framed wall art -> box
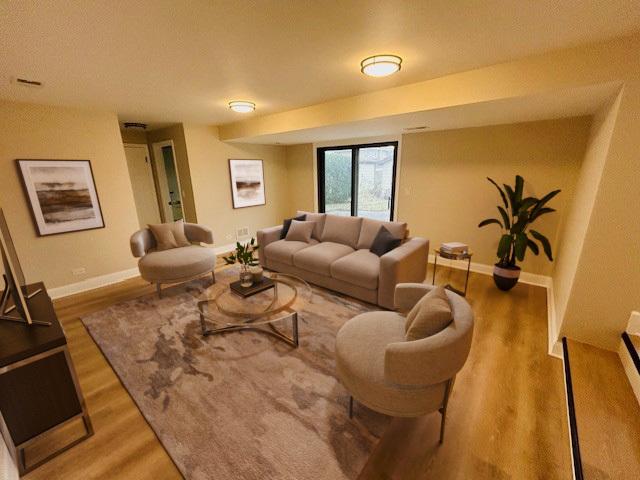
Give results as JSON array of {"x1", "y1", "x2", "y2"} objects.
[
  {"x1": 228, "y1": 159, "x2": 266, "y2": 208},
  {"x1": 16, "y1": 159, "x2": 105, "y2": 236}
]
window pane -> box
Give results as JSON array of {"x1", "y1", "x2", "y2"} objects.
[
  {"x1": 357, "y1": 146, "x2": 395, "y2": 220},
  {"x1": 323, "y1": 149, "x2": 352, "y2": 216}
]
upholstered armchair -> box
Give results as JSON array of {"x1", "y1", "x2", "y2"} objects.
[
  {"x1": 130, "y1": 223, "x2": 216, "y2": 297},
  {"x1": 335, "y1": 283, "x2": 474, "y2": 443}
]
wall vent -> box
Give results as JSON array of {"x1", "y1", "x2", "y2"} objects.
[{"x1": 12, "y1": 77, "x2": 43, "y2": 88}]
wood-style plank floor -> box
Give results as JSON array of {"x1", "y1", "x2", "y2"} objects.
[
  {"x1": 23, "y1": 265, "x2": 574, "y2": 479},
  {"x1": 566, "y1": 339, "x2": 640, "y2": 479}
]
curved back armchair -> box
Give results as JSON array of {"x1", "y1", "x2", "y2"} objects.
[
  {"x1": 130, "y1": 223, "x2": 216, "y2": 297},
  {"x1": 335, "y1": 283, "x2": 474, "y2": 443}
]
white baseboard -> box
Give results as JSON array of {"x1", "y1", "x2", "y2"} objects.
[
  {"x1": 48, "y1": 268, "x2": 140, "y2": 300},
  {"x1": 428, "y1": 255, "x2": 560, "y2": 358},
  {"x1": 619, "y1": 338, "x2": 640, "y2": 407}
]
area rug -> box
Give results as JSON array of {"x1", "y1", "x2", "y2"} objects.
[{"x1": 81, "y1": 268, "x2": 389, "y2": 480}]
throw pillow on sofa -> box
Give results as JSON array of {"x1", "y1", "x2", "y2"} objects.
[
  {"x1": 296, "y1": 211, "x2": 326, "y2": 240},
  {"x1": 285, "y1": 220, "x2": 315, "y2": 243},
  {"x1": 280, "y1": 214, "x2": 306, "y2": 239},
  {"x1": 148, "y1": 220, "x2": 191, "y2": 251},
  {"x1": 369, "y1": 226, "x2": 402, "y2": 256},
  {"x1": 405, "y1": 286, "x2": 453, "y2": 341}
]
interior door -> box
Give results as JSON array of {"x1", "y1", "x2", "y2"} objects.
[{"x1": 124, "y1": 144, "x2": 161, "y2": 227}]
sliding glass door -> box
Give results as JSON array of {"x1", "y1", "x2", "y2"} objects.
[{"x1": 317, "y1": 142, "x2": 398, "y2": 221}]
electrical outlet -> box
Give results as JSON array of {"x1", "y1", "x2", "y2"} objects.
[
  {"x1": 225, "y1": 233, "x2": 234, "y2": 241},
  {"x1": 72, "y1": 267, "x2": 86, "y2": 276},
  {"x1": 236, "y1": 227, "x2": 250, "y2": 239}
]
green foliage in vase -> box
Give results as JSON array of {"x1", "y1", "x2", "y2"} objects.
[
  {"x1": 478, "y1": 175, "x2": 560, "y2": 268},
  {"x1": 223, "y1": 238, "x2": 260, "y2": 267}
]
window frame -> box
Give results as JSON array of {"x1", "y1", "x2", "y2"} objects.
[{"x1": 317, "y1": 141, "x2": 398, "y2": 221}]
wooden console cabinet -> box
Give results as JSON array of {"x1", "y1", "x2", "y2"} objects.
[{"x1": 0, "y1": 283, "x2": 93, "y2": 475}]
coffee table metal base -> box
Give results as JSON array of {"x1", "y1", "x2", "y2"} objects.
[{"x1": 198, "y1": 310, "x2": 299, "y2": 348}]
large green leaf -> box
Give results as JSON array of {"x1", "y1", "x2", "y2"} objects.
[
  {"x1": 514, "y1": 232, "x2": 528, "y2": 262},
  {"x1": 478, "y1": 218, "x2": 503, "y2": 228},
  {"x1": 531, "y1": 189, "x2": 561, "y2": 217},
  {"x1": 497, "y1": 206, "x2": 511, "y2": 230},
  {"x1": 487, "y1": 177, "x2": 509, "y2": 210},
  {"x1": 530, "y1": 207, "x2": 556, "y2": 221},
  {"x1": 514, "y1": 175, "x2": 524, "y2": 204},
  {"x1": 504, "y1": 184, "x2": 517, "y2": 215},
  {"x1": 518, "y1": 197, "x2": 539, "y2": 213},
  {"x1": 527, "y1": 239, "x2": 540, "y2": 255},
  {"x1": 510, "y1": 211, "x2": 529, "y2": 234},
  {"x1": 497, "y1": 234, "x2": 513, "y2": 260},
  {"x1": 530, "y1": 230, "x2": 553, "y2": 261}
]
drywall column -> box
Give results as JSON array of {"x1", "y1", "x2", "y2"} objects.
[{"x1": 555, "y1": 84, "x2": 640, "y2": 350}]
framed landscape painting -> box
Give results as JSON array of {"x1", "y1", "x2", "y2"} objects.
[
  {"x1": 17, "y1": 159, "x2": 105, "y2": 236},
  {"x1": 229, "y1": 159, "x2": 266, "y2": 208}
]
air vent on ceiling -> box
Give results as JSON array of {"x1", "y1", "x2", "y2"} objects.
[
  {"x1": 12, "y1": 77, "x2": 43, "y2": 88},
  {"x1": 123, "y1": 122, "x2": 148, "y2": 130},
  {"x1": 404, "y1": 126, "x2": 429, "y2": 131}
]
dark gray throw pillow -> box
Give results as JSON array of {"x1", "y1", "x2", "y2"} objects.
[
  {"x1": 369, "y1": 226, "x2": 402, "y2": 256},
  {"x1": 280, "y1": 214, "x2": 306, "y2": 239}
]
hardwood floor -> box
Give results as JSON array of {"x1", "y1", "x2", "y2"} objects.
[{"x1": 23, "y1": 265, "x2": 574, "y2": 479}]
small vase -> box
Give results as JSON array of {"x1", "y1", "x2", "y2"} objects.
[{"x1": 239, "y1": 265, "x2": 253, "y2": 287}]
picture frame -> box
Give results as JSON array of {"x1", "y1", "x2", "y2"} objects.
[
  {"x1": 16, "y1": 159, "x2": 105, "y2": 236},
  {"x1": 228, "y1": 159, "x2": 266, "y2": 209}
]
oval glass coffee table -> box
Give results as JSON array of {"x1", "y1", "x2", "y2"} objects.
[{"x1": 197, "y1": 272, "x2": 312, "y2": 348}]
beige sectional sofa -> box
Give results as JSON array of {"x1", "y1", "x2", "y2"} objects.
[{"x1": 257, "y1": 211, "x2": 428, "y2": 309}]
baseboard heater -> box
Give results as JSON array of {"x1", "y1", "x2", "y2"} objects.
[
  {"x1": 621, "y1": 332, "x2": 640, "y2": 375},
  {"x1": 562, "y1": 337, "x2": 584, "y2": 480}
]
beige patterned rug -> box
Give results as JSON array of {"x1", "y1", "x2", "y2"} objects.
[{"x1": 82, "y1": 267, "x2": 389, "y2": 480}]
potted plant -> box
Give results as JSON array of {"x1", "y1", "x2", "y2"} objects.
[
  {"x1": 478, "y1": 175, "x2": 560, "y2": 291},
  {"x1": 223, "y1": 238, "x2": 260, "y2": 287}
]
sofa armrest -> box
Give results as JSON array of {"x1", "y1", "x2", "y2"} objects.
[
  {"x1": 378, "y1": 237, "x2": 429, "y2": 310},
  {"x1": 257, "y1": 225, "x2": 283, "y2": 267},
  {"x1": 130, "y1": 229, "x2": 155, "y2": 258},
  {"x1": 394, "y1": 283, "x2": 434, "y2": 313},
  {"x1": 184, "y1": 223, "x2": 214, "y2": 244}
]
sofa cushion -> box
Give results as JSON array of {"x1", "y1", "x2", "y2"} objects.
[
  {"x1": 148, "y1": 220, "x2": 191, "y2": 251},
  {"x1": 320, "y1": 215, "x2": 363, "y2": 248},
  {"x1": 285, "y1": 220, "x2": 315, "y2": 243},
  {"x1": 405, "y1": 286, "x2": 453, "y2": 341},
  {"x1": 357, "y1": 218, "x2": 407, "y2": 250},
  {"x1": 293, "y1": 242, "x2": 354, "y2": 276},
  {"x1": 280, "y1": 214, "x2": 306, "y2": 239},
  {"x1": 296, "y1": 211, "x2": 326, "y2": 240},
  {"x1": 138, "y1": 245, "x2": 216, "y2": 282},
  {"x1": 330, "y1": 249, "x2": 380, "y2": 290},
  {"x1": 370, "y1": 226, "x2": 402, "y2": 257},
  {"x1": 264, "y1": 238, "x2": 317, "y2": 266}
]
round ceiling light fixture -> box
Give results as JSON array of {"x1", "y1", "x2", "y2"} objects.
[
  {"x1": 229, "y1": 101, "x2": 256, "y2": 113},
  {"x1": 360, "y1": 54, "x2": 402, "y2": 77}
]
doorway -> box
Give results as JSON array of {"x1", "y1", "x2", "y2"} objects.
[
  {"x1": 123, "y1": 143, "x2": 162, "y2": 227},
  {"x1": 152, "y1": 140, "x2": 184, "y2": 222},
  {"x1": 317, "y1": 142, "x2": 398, "y2": 221}
]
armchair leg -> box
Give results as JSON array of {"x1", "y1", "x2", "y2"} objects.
[
  {"x1": 211, "y1": 270, "x2": 216, "y2": 284},
  {"x1": 156, "y1": 283, "x2": 162, "y2": 299},
  {"x1": 348, "y1": 396, "x2": 354, "y2": 419},
  {"x1": 439, "y1": 377, "x2": 455, "y2": 444}
]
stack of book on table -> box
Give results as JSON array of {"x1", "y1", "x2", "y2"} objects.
[{"x1": 440, "y1": 242, "x2": 469, "y2": 255}]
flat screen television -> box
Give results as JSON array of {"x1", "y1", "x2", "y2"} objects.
[{"x1": 0, "y1": 208, "x2": 48, "y2": 326}]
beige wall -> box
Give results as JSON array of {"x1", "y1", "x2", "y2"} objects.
[
  {"x1": 147, "y1": 124, "x2": 197, "y2": 223},
  {"x1": 557, "y1": 84, "x2": 640, "y2": 350},
  {"x1": 0, "y1": 101, "x2": 139, "y2": 288},
  {"x1": 182, "y1": 125, "x2": 289, "y2": 246},
  {"x1": 398, "y1": 118, "x2": 591, "y2": 276},
  {"x1": 284, "y1": 143, "x2": 315, "y2": 214}
]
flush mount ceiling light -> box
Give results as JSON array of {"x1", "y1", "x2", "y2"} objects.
[
  {"x1": 229, "y1": 101, "x2": 256, "y2": 113},
  {"x1": 360, "y1": 54, "x2": 402, "y2": 77}
]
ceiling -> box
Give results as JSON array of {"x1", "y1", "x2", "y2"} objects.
[
  {"x1": 235, "y1": 83, "x2": 621, "y2": 144},
  {"x1": 1, "y1": 1, "x2": 639, "y2": 127}
]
